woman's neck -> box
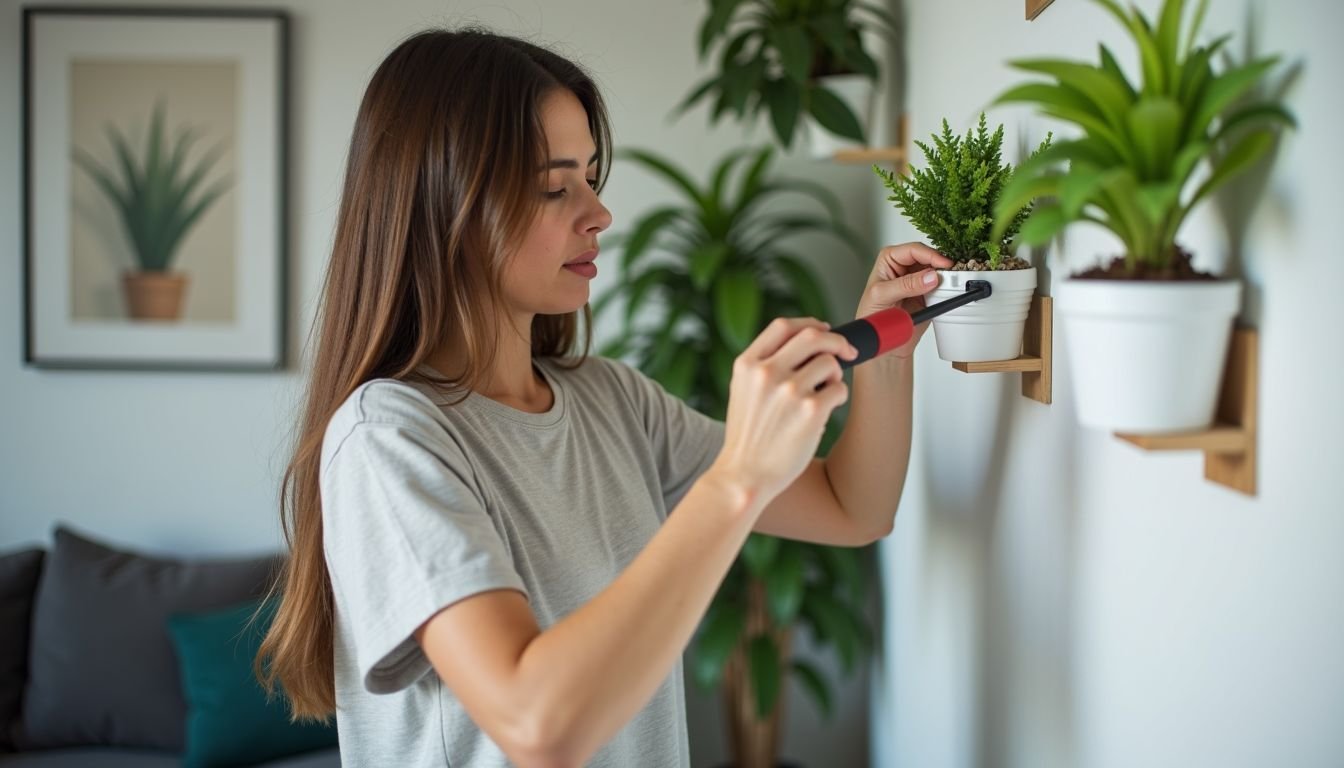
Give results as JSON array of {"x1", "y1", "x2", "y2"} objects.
[{"x1": 427, "y1": 313, "x2": 553, "y2": 413}]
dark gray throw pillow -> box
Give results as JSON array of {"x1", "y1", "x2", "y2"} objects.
[
  {"x1": 0, "y1": 547, "x2": 45, "y2": 751},
  {"x1": 16, "y1": 526, "x2": 281, "y2": 752}
]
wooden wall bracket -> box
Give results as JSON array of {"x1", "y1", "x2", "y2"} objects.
[
  {"x1": 833, "y1": 113, "x2": 909, "y2": 174},
  {"x1": 1114, "y1": 328, "x2": 1259, "y2": 496},
  {"x1": 950, "y1": 295, "x2": 1053, "y2": 405}
]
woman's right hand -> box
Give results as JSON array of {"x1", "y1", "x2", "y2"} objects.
[{"x1": 710, "y1": 317, "x2": 857, "y2": 512}]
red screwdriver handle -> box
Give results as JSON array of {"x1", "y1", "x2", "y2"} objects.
[{"x1": 832, "y1": 307, "x2": 913, "y2": 370}]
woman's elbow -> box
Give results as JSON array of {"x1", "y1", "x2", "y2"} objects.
[{"x1": 498, "y1": 706, "x2": 590, "y2": 768}]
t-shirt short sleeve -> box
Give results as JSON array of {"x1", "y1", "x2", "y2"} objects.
[
  {"x1": 319, "y1": 381, "x2": 527, "y2": 695},
  {"x1": 601, "y1": 359, "x2": 726, "y2": 511}
]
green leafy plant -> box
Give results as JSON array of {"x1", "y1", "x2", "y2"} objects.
[
  {"x1": 875, "y1": 114, "x2": 1050, "y2": 269},
  {"x1": 991, "y1": 0, "x2": 1295, "y2": 276},
  {"x1": 74, "y1": 101, "x2": 231, "y2": 273},
  {"x1": 678, "y1": 0, "x2": 899, "y2": 147},
  {"x1": 595, "y1": 146, "x2": 873, "y2": 764}
]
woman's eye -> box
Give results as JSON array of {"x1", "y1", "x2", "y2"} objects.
[{"x1": 545, "y1": 188, "x2": 566, "y2": 199}]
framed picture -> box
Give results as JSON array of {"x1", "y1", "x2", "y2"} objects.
[
  {"x1": 1027, "y1": 0, "x2": 1057, "y2": 20},
  {"x1": 22, "y1": 7, "x2": 289, "y2": 370}
]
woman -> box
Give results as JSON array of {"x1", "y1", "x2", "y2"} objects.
[{"x1": 258, "y1": 27, "x2": 951, "y2": 768}]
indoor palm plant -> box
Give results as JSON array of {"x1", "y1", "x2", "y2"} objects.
[
  {"x1": 678, "y1": 0, "x2": 899, "y2": 157},
  {"x1": 991, "y1": 0, "x2": 1294, "y2": 432},
  {"x1": 74, "y1": 101, "x2": 231, "y2": 320},
  {"x1": 595, "y1": 146, "x2": 873, "y2": 768},
  {"x1": 875, "y1": 114, "x2": 1050, "y2": 362}
]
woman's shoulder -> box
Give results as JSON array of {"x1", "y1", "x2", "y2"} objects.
[{"x1": 321, "y1": 378, "x2": 453, "y2": 459}]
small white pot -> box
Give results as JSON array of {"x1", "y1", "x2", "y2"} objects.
[
  {"x1": 929, "y1": 267, "x2": 1037, "y2": 362},
  {"x1": 1058, "y1": 278, "x2": 1241, "y2": 434},
  {"x1": 802, "y1": 74, "x2": 874, "y2": 158}
]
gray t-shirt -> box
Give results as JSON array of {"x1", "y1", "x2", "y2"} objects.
[{"x1": 320, "y1": 355, "x2": 725, "y2": 767}]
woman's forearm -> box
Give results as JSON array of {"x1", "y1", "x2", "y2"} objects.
[
  {"x1": 822, "y1": 354, "x2": 915, "y2": 538},
  {"x1": 510, "y1": 468, "x2": 760, "y2": 765}
]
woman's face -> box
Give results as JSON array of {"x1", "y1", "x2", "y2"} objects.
[{"x1": 500, "y1": 88, "x2": 612, "y2": 319}]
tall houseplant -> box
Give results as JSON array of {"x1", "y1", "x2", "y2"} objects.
[
  {"x1": 991, "y1": 0, "x2": 1294, "y2": 432},
  {"x1": 74, "y1": 101, "x2": 231, "y2": 320},
  {"x1": 595, "y1": 147, "x2": 874, "y2": 768},
  {"x1": 875, "y1": 114, "x2": 1050, "y2": 362},
  {"x1": 678, "y1": 0, "x2": 899, "y2": 156}
]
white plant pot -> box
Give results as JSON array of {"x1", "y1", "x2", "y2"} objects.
[
  {"x1": 1057, "y1": 278, "x2": 1242, "y2": 434},
  {"x1": 929, "y1": 267, "x2": 1037, "y2": 362},
  {"x1": 802, "y1": 74, "x2": 873, "y2": 158}
]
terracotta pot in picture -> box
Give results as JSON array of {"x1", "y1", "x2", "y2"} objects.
[
  {"x1": 928, "y1": 267, "x2": 1037, "y2": 362},
  {"x1": 122, "y1": 270, "x2": 189, "y2": 321}
]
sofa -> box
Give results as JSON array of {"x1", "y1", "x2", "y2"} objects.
[{"x1": 0, "y1": 526, "x2": 341, "y2": 767}]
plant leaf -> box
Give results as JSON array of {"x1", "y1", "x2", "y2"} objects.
[
  {"x1": 1015, "y1": 205, "x2": 1069, "y2": 247},
  {"x1": 765, "y1": 544, "x2": 805, "y2": 624},
  {"x1": 741, "y1": 533, "x2": 779, "y2": 577},
  {"x1": 762, "y1": 77, "x2": 802, "y2": 147},
  {"x1": 620, "y1": 207, "x2": 685, "y2": 271},
  {"x1": 693, "y1": 603, "x2": 745, "y2": 689},
  {"x1": 1186, "y1": 129, "x2": 1275, "y2": 213},
  {"x1": 713, "y1": 265, "x2": 763, "y2": 351},
  {"x1": 748, "y1": 634, "x2": 781, "y2": 719},
  {"x1": 772, "y1": 255, "x2": 830, "y2": 320},
  {"x1": 699, "y1": 0, "x2": 745, "y2": 59},
  {"x1": 620, "y1": 149, "x2": 710, "y2": 218},
  {"x1": 1126, "y1": 97, "x2": 1181, "y2": 180},
  {"x1": 807, "y1": 84, "x2": 865, "y2": 143},
  {"x1": 690, "y1": 242, "x2": 732, "y2": 290},
  {"x1": 791, "y1": 659, "x2": 833, "y2": 719},
  {"x1": 772, "y1": 22, "x2": 812, "y2": 84},
  {"x1": 652, "y1": 344, "x2": 699, "y2": 400}
]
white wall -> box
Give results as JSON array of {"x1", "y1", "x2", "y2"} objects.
[
  {"x1": 873, "y1": 1, "x2": 1344, "y2": 767},
  {"x1": 0, "y1": 1, "x2": 880, "y2": 765}
]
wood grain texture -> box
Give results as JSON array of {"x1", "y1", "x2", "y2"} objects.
[{"x1": 1027, "y1": 0, "x2": 1057, "y2": 20}]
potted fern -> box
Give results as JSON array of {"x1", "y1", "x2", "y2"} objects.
[
  {"x1": 992, "y1": 0, "x2": 1294, "y2": 433},
  {"x1": 679, "y1": 0, "x2": 899, "y2": 157},
  {"x1": 875, "y1": 114, "x2": 1050, "y2": 362},
  {"x1": 595, "y1": 146, "x2": 873, "y2": 768},
  {"x1": 74, "y1": 102, "x2": 231, "y2": 321}
]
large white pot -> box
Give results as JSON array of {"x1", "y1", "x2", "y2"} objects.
[
  {"x1": 1058, "y1": 278, "x2": 1242, "y2": 434},
  {"x1": 929, "y1": 267, "x2": 1037, "y2": 362},
  {"x1": 802, "y1": 74, "x2": 874, "y2": 158}
]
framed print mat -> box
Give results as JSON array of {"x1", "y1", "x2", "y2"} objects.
[{"x1": 23, "y1": 7, "x2": 289, "y2": 370}]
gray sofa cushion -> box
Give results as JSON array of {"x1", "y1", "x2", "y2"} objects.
[
  {"x1": 16, "y1": 527, "x2": 280, "y2": 752},
  {"x1": 0, "y1": 747, "x2": 340, "y2": 767},
  {"x1": 0, "y1": 548, "x2": 44, "y2": 751}
]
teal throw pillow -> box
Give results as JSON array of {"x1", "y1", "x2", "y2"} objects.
[{"x1": 167, "y1": 598, "x2": 337, "y2": 768}]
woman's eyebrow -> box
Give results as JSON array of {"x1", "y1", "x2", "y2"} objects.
[{"x1": 546, "y1": 151, "x2": 601, "y2": 170}]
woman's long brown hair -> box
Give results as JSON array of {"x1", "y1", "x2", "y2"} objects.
[{"x1": 257, "y1": 28, "x2": 612, "y2": 720}]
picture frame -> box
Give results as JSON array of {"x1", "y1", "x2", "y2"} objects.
[
  {"x1": 1027, "y1": 0, "x2": 1057, "y2": 20},
  {"x1": 22, "y1": 6, "x2": 289, "y2": 371}
]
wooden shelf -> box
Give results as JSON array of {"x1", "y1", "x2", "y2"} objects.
[
  {"x1": 833, "y1": 114, "x2": 909, "y2": 173},
  {"x1": 1114, "y1": 328, "x2": 1259, "y2": 496},
  {"x1": 952, "y1": 356, "x2": 1043, "y2": 374},
  {"x1": 833, "y1": 147, "x2": 907, "y2": 164},
  {"x1": 949, "y1": 295, "x2": 1052, "y2": 405}
]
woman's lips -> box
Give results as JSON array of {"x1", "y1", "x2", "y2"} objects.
[
  {"x1": 563, "y1": 249, "x2": 599, "y2": 278},
  {"x1": 562, "y1": 262, "x2": 597, "y2": 278}
]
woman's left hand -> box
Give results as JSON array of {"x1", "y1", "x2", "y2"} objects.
[{"x1": 854, "y1": 242, "x2": 955, "y2": 359}]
